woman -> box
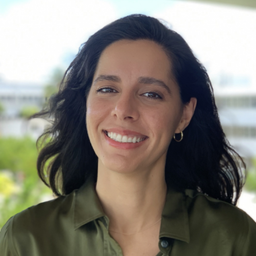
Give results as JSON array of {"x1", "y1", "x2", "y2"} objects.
[{"x1": 0, "y1": 14, "x2": 255, "y2": 256}]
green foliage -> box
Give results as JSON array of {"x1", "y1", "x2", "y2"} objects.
[
  {"x1": 19, "y1": 106, "x2": 39, "y2": 118},
  {"x1": 0, "y1": 137, "x2": 38, "y2": 177},
  {"x1": 0, "y1": 174, "x2": 51, "y2": 229},
  {"x1": 44, "y1": 68, "x2": 65, "y2": 99},
  {"x1": 245, "y1": 158, "x2": 256, "y2": 192},
  {"x1": 0, "y1": 172, "x2": 16, "y2": 196},
  {"x1": 0, "y1": 137, "x2": 52, "y2": 229},
  {"x1": 44, "y1": 85, "x2": 58, "y2": 99},
  {"x1": 0, "y1": 101, "x2": 4, "y2": 115},
  {"x1": 245, "y1": 170, "x2": 256, "y2": 191}
]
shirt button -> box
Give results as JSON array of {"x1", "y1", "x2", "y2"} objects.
[{"x1": 160, "y1": 240, "x2": 169, "y2": 248}]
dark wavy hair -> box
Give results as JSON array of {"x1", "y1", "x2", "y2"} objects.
[{"x1": 33, "y1": 14, "x2": 245, "y2": 205}]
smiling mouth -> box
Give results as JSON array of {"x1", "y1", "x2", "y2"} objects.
[{"x1": 103, "y1": 130, "x2": 147, "y2": 143}]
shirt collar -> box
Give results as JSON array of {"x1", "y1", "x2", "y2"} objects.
[
  {"x1": 74, "y1": 176, "x2": 105, "y2": 230},
  {"x1": 74, "y1": 177, "x2": 190, "y2": 243},
  {"x1": 160, "y1": 187, "x2": 190, "y2": 243}
]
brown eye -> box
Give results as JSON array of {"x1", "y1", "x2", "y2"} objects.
[
  {"x1": 97, "y1": 87, "x2": 118, "y2": 93},
  {"x1": 143, "y1": 92, "x2": 162, "y2": 99}
]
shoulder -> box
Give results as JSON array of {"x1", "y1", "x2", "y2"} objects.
[
  {"x1": 185, "y1": 189, "x2": 254, "y2": 220},
  {"x1": 13, "y1": 191, "x2": 75, "y2": 230},
  {"x1": 184, "y1": 189, "x2": 256, "y2": 253},
  {"x1": 0, "y1": 191, "x2": 76, "y2": 255}
]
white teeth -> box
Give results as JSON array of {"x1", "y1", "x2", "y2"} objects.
[
  {"x1": 106, "y1": 132, "x2": 144, "y2": 144},
  {"x1": 116, "y1": 134, "x2": 122, "y2": 142},
  {"x1": 110, "y1": 132, "x2": 116, "y2": 140},
  {"x1": 122, "y1": 136, "x2": 128, "y2": 142}
]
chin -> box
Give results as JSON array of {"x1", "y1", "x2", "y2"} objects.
[{"x1": 99, "y1": 158, "x2": 140, "y2": 174}]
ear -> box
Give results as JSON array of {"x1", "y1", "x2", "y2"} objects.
[{"x1": 175, "y1": 97, "x2": 197, "y2": 133}]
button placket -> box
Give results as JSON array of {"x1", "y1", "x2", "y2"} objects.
[
  {"x1": 160, "y1": 240, "x2": 169, "y2": 248},
  {"x1": 159, "y1": 238, "x2": 173, "y2": 255}
]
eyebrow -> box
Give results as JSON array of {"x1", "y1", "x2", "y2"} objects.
[
  {"x1": 94, "y1": 75, "x2": 121, "y2": 83},
  {"x1": 138, "y1": 76, "x2": 171, "y2": 94},
  {"x1": 93, "y1": 75, "x2": 171, "y2": 94}
]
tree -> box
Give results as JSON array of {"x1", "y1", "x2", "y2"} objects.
[
  {"x1": 44, "y1": 68, "x2": 65, "y2": 100},
  {"x1": 0, "y1": 137, "x2": 52, "y2": 229},
  {"x1": 19, "y1": 106, "x2": 39, "y2": 118},
  {"x1": 245, "y1": 158, "x2": 256, "y2": 192},
  {"x1": 0, "y1": 137, "x2": 38, "y2": 178},
  {"x1": 0, "y1": 101, "x2": 4, "y2": 115}
]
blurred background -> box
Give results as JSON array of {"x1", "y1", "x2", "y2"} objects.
[{"x1": 0, "y1": 0, "x2": 256, "y2": 229}]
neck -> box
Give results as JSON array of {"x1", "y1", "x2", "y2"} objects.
[{"x1": 96, "y1": 162, "x2": 167, "y2": 234}]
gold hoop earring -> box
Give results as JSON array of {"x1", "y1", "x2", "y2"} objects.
[{"x1": 173, "y1": 131, "x2": 183, "y2": 142}]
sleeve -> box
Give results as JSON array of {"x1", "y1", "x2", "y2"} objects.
[
  {"x1": 238, "y1": 214, "x2": 256, "y2": 255},
  {"x1": 0, "y1": 217, "x2": 18, "y2": 256}
]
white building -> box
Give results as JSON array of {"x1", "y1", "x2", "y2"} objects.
[
  {"x1": 0, "y1": 81, "x2": 48, "y2": 139},
  {"x1": 0, "y1": 80, "x2": 256, "y2": 159},
  {"x1": 0, "y1": 81, "x2": 45, "y2": 118},
  {"x1": 214, "y1": 85, "x2": 256, "y2": 161}
]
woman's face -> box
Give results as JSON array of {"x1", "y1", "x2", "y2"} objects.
[{"x1": 86, "y1": 39, "x2": 196, "y2": 174}]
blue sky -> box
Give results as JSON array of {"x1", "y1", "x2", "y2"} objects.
[
  {"x1": 0, "y1": 0, "x2": 29, "y2": 13},
  {"x1": 0, "y1": 0, "x2": 256, "y2": 88}
]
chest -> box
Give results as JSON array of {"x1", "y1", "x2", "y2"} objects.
[
  {"x1": 109, "y1": 226, "x2": 160, "y2": 256},
  {"x1": 14, "y1": 218, "x2": 241, "y2": 256}
]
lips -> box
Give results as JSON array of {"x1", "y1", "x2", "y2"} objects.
[{"x1": 103, "y1": 130, "x2": 147, "y2": 144}]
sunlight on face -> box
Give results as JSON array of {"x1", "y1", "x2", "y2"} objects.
[{"x1": 86, "y1": 39, "x2": 195, "y2": 175}]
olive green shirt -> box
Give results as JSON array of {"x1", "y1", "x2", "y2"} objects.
[{"x1": 1, "y1": 178, "x2": 256, "y2": 256}]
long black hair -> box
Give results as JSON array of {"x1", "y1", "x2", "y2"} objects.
[{"x1": 33, "y1": 14, "x2": 245, "y2": 205}]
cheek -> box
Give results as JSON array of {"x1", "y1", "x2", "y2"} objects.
[
  {"x1": 149, "y1": 108, "x2": 181, "y2": 138},
  {"x1": 86, "y1": 97, "x2": 101, "y2": 138},
  {"x1": 87, "y1": 94, "x2": 112, "y2": 115},
  {"x1": 86, "y1": 100, "x2": 104, "y2": 155},
  {"x1": 86, "y1": 97, "x2": 105, "y2": 123},
  {"x1": 86, "y1": 97, "x2": 112, "y2": 139}
]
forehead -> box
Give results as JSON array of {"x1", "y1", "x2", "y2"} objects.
[{"x1": 94, "y1": 39, "x2": 173, "y2": 80}]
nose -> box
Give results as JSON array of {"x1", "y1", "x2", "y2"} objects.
[{"x1": 111, "y1": 93, "x2": 139, "y2": 121}]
